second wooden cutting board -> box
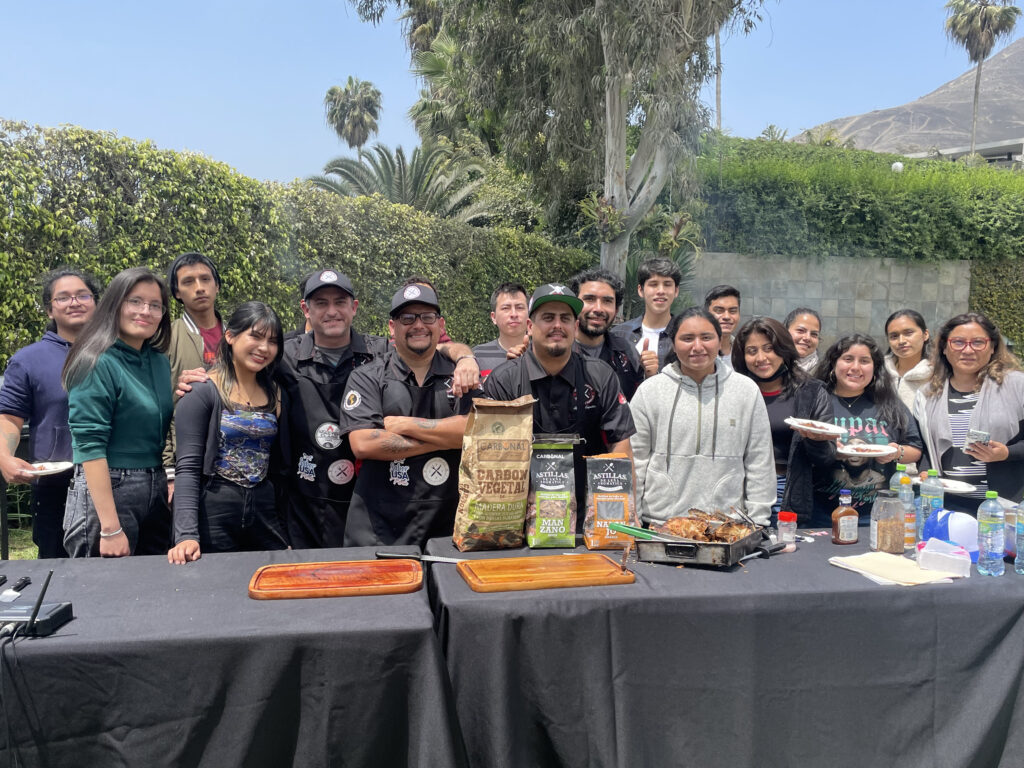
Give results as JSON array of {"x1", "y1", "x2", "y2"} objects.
[{"x1": 456, "y1": 553, "x2": 635, "y2": 593}]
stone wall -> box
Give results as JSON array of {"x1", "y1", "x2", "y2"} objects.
[{"x1": 688, "y1": 253, "x2": 971, "y2": 346}]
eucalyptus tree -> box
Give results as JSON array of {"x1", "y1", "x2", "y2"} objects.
[
  {"x1": 945, "y1": 0, "x2": 1021, "y2": 156},
  {"x1": 348, "y1": 0, "x2": 762, "y2": 279},
  {"x1": 309, "y1": 142, "x2": 491, "y2": 223},
  {"x1": 324, "y1": 76, "x2": 382, "y2": 151}
]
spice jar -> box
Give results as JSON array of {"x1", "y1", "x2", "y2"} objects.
[
  {"x1": 777, "y1": 511, "x2": 798, "y2": 553},
  {"x1": 870, "y1": 490, "x2": 904, "y2": 554},
  {"x1": 832, "y1": 489, "x2": 858, "y2": 545}
]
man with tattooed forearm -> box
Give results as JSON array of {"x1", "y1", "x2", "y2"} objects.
[{"x1": 339, "y1": 283, "x2": 482, "y2": 547}]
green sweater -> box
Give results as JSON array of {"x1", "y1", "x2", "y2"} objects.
[{"x1": 68, "y1": 340, "x2": 173, "y2": 467}]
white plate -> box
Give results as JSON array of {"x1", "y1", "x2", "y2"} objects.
[
  {"x1": 836, "y1": 444, "x2": 897, "y2": 458},
  {"x1": 911, "y1": 477, "x2": 977, "y2": 494},
  {"x1": 784, "y1": 417, "x2": 847, "y2": 438},
  {"x1": 23, "y1": 461, "x2": 73, "y2": 477}
]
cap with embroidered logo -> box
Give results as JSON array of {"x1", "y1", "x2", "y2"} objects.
[
  {"x1": 528, "y1": 284, "x2": 583, "y2": 317},
  {"x1": 303, "y1": 270, "x2": 355, "y2": 301},
  {"x1": 390, "y1": 283, "x2": 442, "y2": 316}
]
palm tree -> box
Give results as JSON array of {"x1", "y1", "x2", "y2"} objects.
[
  {"x1": 309, "y1": 142, "x2": 491, "y2": 223},
  {"x1": 324, "y1": 76, "x2": 382, "y2": 151},
  {"x1": 945, "y1": 0, "x2": 1022, "y2": 156}
]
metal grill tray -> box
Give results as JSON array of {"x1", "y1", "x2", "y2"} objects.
[{"x1": 635, "y1": 527, "x2": 767, "y2": 568}]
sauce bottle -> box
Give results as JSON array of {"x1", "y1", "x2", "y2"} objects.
[{"x1": 832, "y1": 489, "x2": 858, "y2": 545}]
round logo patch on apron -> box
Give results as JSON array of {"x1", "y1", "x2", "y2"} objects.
[
  {"x1": 315, "y1": 422, "x2": 342, "y2": 450},
  {"x1": 327, "y1": 459, "x2": 355, "y2": 485},
  {"x1": 422, "y1": 457, "x2": 450, "y2": 486}
]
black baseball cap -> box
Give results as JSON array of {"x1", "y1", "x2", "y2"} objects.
[
  {"x1": 529, "y1": 284, "x2": 583, "y2": 317},
  {"x1": 303, "y1": 269, "x2": 355, "y2": 301},
  {"x1": 390, "y1": 283, "x2": 442, "y2": 316}
]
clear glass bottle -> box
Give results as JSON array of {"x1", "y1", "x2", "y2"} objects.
[
  {"x1": 870, "y1": 490, "x2": 904, "y2": 554},
  {"x1": 831, "y1": 489, "x2": 858, "y2": 545}
]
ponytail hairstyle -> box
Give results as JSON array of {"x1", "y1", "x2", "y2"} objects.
[
  {"x1": 210, "y1": 301, "x2": 284, "y2": 412},
  {"x1": 62, "y1": 268, "x2": 171, "y2": 391},
  {"x1": 815, "y1": 332, "x2": 906, "y2": 430}
]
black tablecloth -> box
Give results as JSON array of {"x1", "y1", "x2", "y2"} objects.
[
  {"x1": 426, "y1": 535, "x2": 1024, "y2": 768},
  {"x1": 0, "y1": 547, "x2": 466, "y2": 768}
]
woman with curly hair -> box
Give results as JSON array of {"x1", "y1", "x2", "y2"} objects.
[
  {"x1": 731, "y1": 317, "x2": 834, "y2": 526},
  {"x1": 810, "y1": 333, "x2": 923, "y2": 526},
  {"x1": 914, "y1": 312, "x2": 1024, "y2": 513}
]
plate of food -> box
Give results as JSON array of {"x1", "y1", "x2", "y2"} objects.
[
  {"x1": 22, "y1": 461, "x2": 73, "y2": 477},
  {"x1": 836, "y1": 444, "x2": 896, "y2": 459},
  {"x1": 910, "y1": 477, "x2": 977, "y2": 494},
  {"x1": 784, "y1": 417, "x2": 847, "y2": 438}
]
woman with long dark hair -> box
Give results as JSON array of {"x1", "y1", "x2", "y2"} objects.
[
  {"x1": 914, "y1": 312, "x2": 1024, "y2": 512},
  {"x1": 810, "y1": 333, "x2": 923, "y2": 525},
  {"x1": 630, "y1": 307, "x2": 776, "y2": 525},
  {"x1": 62, "y1": 267, "x2": 173, "y2": 557},
  {"x1": 731, "y1": 317, "x2": 834, "y2": 526},
  {"x1": 883, "y1": 309, "x2": 932, "y2": 410},
  {"x1": 168, "y1": 302, "x2": 289, "y2": 563}
]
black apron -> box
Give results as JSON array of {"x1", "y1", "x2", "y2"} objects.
[{"x1": 344, "y1": 376, "x2": 461, "y2": 547}]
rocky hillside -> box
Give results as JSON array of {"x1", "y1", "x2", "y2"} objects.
[{"x1": 807, "y1": 37, "x2": 1024, "y2": 154}]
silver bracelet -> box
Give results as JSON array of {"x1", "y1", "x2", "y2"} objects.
[{"x1": 99, "y1": 527, "x2": 123, "y2": 538}]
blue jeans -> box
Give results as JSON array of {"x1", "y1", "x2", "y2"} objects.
[{"x1": 63, "y1": 465, "x2": 172, "y2": 557}]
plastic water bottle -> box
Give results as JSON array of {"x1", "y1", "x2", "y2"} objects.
[
  {"x1": 1015, "y1": 502, "x2": 1024, "y2": 575},
  {"x1": 899, "y1": 476, "x2": 916, "y2": 552},
  {"x1": 919, "y1": 470, "x2": 944, "y2": 542},
  {"x1": 977, "y1": 491, "x2": 1005, "y2": 577},
  {"x1": 889, "y1": 463, "x2": 908, "y2": 493}
]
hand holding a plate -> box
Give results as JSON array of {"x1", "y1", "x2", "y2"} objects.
[{"x1": 0, "y1": 454, "x2": 37, "y2": 484}]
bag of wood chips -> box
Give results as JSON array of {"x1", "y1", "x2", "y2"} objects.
[
  {"x1": 583, "y1": 453, "x2": 638, "y2": 549},
  {"x1": 525, "y1": 439, "x2": 577, "y2": 548},
  {"x1": 452, "y1": 396, "x2": 535, "y2": 551}
]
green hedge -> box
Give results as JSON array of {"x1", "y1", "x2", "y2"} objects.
[
  {"x1": 699, "y1": 137, "x2": 1024, "y2": 262},
  {"x1": 0, "y1": 120, "x2": 592, "y2": 368}
]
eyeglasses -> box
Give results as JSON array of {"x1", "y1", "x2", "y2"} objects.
[
  {"x1": 948, "y1": 338, "x2": 990, "y2": 352},
  {"x1": 395, "y1": 312, "x2": 440, "y2": 326},
  {"x1": 51, "y1": 293, "x2": 95, "y2": 307},
  {"x1": 124, "y1": 297, "x2": 166, "y2": 316}
]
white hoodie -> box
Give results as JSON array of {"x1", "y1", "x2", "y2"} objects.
[{"x1": 629, "y1": 360, "x2": 776, "y2": 525}]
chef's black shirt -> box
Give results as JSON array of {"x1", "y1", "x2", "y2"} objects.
[
  {"x1": 277, "y1": 330, "x2": 387, "y2": 548},
  {"x1": 484, "y1": 350, "x2": 636, "y2": 515},
  {"x1": 573, "y1": 332, "x2": 645, "y2": 401}
]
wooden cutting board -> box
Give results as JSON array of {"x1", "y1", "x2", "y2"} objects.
[
  {"x1": 457, "y1": 553, "x2": 635, "y2": 593},
  {"x1": 248, "y1": 559, "x2": 423, "y2": 599}
]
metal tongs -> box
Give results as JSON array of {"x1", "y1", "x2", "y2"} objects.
[{"x1": 607, "y1": 523, "x2": 686, "y2": 542}]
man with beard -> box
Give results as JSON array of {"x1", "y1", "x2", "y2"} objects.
[
  {"x1": 340, "y1": 283, "x2": 478, "y2": 547},
  {"x1": 569, "y1": 268, "x2": 649, "y2": 400},
  {"x1": 704, "y1": 284, "x2": 742, "y2": 369},
  {"x1": 484, "y1": 284, "x2": 635, "y2": 520}
]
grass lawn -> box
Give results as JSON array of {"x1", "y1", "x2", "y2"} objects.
[{"x1": 6, "y1": 526, "x2": 38, "y2": 560}]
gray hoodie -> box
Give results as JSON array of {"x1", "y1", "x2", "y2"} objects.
[{"x1": 629, "y1": 360, "x2": 776, "y2": 525}]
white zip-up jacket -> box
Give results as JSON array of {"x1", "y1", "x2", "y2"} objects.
[{"x1": 629, "y1": 360, "x2": 776, "y2": 525}]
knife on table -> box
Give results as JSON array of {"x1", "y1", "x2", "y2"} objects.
[{"x1": 375, "y1": 551, "x2": 466, "y2": 564}]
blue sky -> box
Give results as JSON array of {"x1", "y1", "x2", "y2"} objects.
[{"x1": 3, "y1": 0, "x2": 1021, "y2": 182}]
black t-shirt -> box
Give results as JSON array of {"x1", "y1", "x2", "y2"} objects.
[
  {"x1": 762, "y1": 390, "x2": 797, "y2": 467},
  {"x1": 810, "y1": 394, "x2": 923, "y2": 523}
]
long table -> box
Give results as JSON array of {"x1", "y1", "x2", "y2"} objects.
[
  {"x1": 425, "y1": 535, "x2": 1024, "y2": 768},
  {"x1": 0, "y1": 547, "x2": 466, "y2": 768}
]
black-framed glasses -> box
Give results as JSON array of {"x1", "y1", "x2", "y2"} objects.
[
  {"x1": 51, "y1": 293, "x2": 95, "y2": 307},
  {"x1": 948, "y1": 338, "x2": 990, "y2": 351},
  {"x1": 124, "y1": 297, "x2": 166, "y2": 316},
  {"x1": 396, "y1": 312, "x2": 440, "y2": 326}
]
